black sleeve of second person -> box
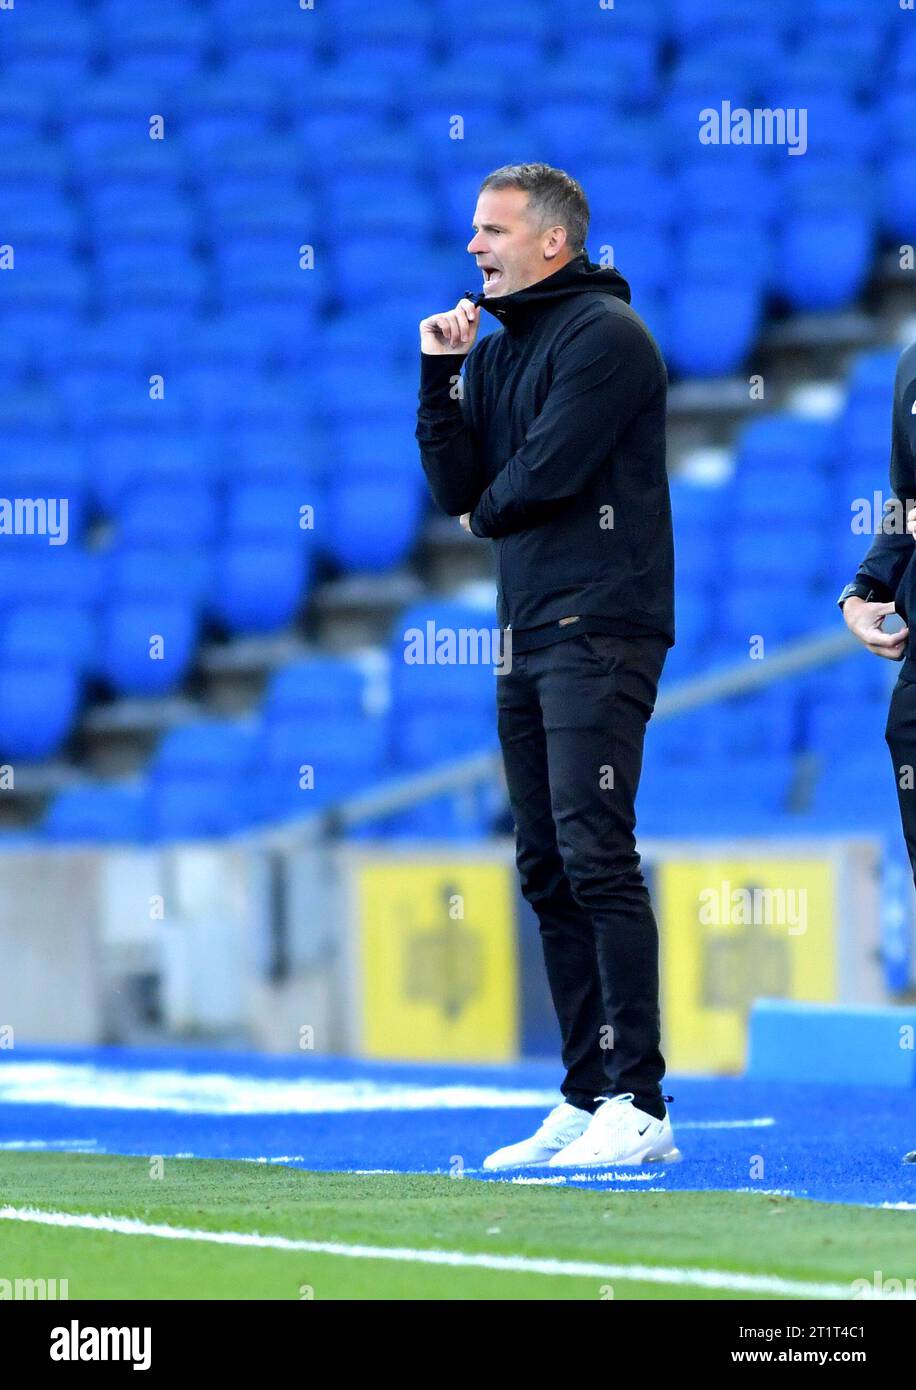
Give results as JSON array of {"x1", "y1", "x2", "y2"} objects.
[
  {"x1": 855, "y1": 354, "x2": 916, "y2": 599},
  {"x1": 855, "y1": 525, "x2": 912, "y2": 602}
]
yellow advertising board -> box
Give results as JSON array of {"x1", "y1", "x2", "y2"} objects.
[
  {"x1": 356, "y1": 859, "x2": 518, "y2": 1061},
  {"x1": 656, "y1": 857, "x2": 837, "y2": 1073}
]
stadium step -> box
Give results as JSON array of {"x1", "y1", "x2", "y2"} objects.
[
  {"x1": 311, "y1": 571, "x2": 424, "y2": 651},
  {"x1": 80, "y1": 697, "x2": 203, "y2": 777}
]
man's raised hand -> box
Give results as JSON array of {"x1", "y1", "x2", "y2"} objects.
[{"x1": 419, "y1": 298, "x2": 480, "y2": 355}]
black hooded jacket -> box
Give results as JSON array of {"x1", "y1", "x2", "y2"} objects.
[{"x1": 416, "y1": 252, "x2": 674, "y2": 649}]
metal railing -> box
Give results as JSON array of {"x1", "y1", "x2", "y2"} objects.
[{"x1": 323, "y1": 625, "x2": 871, "y2": 834}]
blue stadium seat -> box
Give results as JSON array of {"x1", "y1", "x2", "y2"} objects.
[
  {"x1": 220, "y1": 429, "x2": 326, "y2": 494},
  {"x1": 673, "y1": 159, "x2": 775, "y2": 223},
  {"x1": 100, "y1": 10, "x2": 210, "y2": 82},
  {"x1": 148, "y1": 721, "x2": 261, "y2": 840},
  {"x1": 2, "y1": 441, "x2": 88, "y2": 539},
  {"x1": 62, "y1": 78, "x2": 178, "y2": 162},
  {"x1": 118, "y1": 482, "x2": 218, "y2": 546},
  {"x1": 842, "y1": 349, "x2": 901, "y2": 443},
  {"x1": 2, "y1": 11, "x2": 96, "y2": 85},
  {"x1": 325, "y1": 473, "x2": 426, "y2": 572},
  {"x1": 896, "y1": 27, "x2": 916, "y2": 88},
  {"x1": 880, "y1": 90, "x2": 916, "y2": 153},
  {"x1": 410, "y1": 67, "x2": 512, "y2": 150},
  {"x1": 72, "y1": 139, "x2": 187, "y2": 203},
  {"x1": 176, "y1": 75, "x2": 282, "y2": 156},
  {"x1": 704, "y1": 31, "x2": 787, "y2": 89},
  {"x1": 0, "y1": 658, "x2": 82, "y2": 760},
  {"x1": 211, "y1": 6, "x2": 320, "y2": 82},
  {"x1": 226, "y1": 481, "x2": 310, "y2": 542},
  {"x1": 212, "y1": 542, "x2": 312, "y2": 636},
  {"x1": 256, "y1": 712, "x2": 391, "y2": 821},
  {"x1": 437, "y1": 5, "x2": 548, "y2": 70},
  {"x1": 95, "y1": 246, "x2": 208, "y2": 317},
  {"x1": 265, "y1": 656, "x2": 383, "y2": 721},
  {"x1": 0, "y1": 605, "x2": 97, "y2": 674},
  {"x1": 882, "y1": 151, "x2": 916, "y2": 238},
  {"x1": 735, "y1": 415, "x2": 835, "y2": 472},
  {"x1": 328, "y1": 6, "x2": 436, "y2": 78},
  {"x1": 105, "y1": 547, "x2": 214, "y2": 608},
  {"x1": 0, "y1": 85, "x2": 49, "y2": 141},
  {"x1": 0, "y1": 264, "x2": 90, "y2": 343},
  {"x1": 776, "y1": 96, "x2": 874, "y2": 164},
  {"x1": 292, "y1": 71, "x2": 396, "y2": 163},
  {"x1": 88, "y1": 192, "x2": 197, "y2": 261},
  {"x1": 555, "y1": 35, "x2": 660, "y2": 105},
  {"x1": 732, "y1": 467, "x2": 831, "y2": 526},
  {"x1": 731, "y1": 524, "x2": 830, "y2": 585},
  {"x1": 198, "y1": 135, "x2": 305, "y2": 205},
  {"x1": 528, "y1": 66, "x2": 643, "y2": 150},
  {"x1": 667, "y1": 280, "x2": 762, "y2": 377},
  {"x1": 333, "y1": 233, "x2": 429, "y2": 303},
  {"x1": 780, "y1": 168, "x2": 876, "y2": 310},
  {"x1": 391, "y1": 602, "x2": 502, "y2": 711},
  {"x1": 0, "y1": 199, "x2": 80, "y2": 276},
  {"x1": 0, "y1": 550, "x2": 100, "y2": 612},
  {"x1": 671, "y1": 0, "x2": 789, "y2": 36},
  {"x1": 680, "y1": 226, "x2": 771, "y2": 288},
  {"x1": 99, "y1": 600, "x2": 199, "y2": 696},
  {"x1": 605, "y1": 228, "x2": 673, "y2": 298},
  {"x1": 589, "y1": 168, "x2": 672, "y2": 231},
  {"x1": 91, "y1": 435, "x2": 212, "y2": 515},
  {"x1": 43, "y1": 781, "x2": 150, "y2": 844}
]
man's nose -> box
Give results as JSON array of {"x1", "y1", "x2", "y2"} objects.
[{"x1": 467, "y1": 232, "x2": 486, "y2": 254}]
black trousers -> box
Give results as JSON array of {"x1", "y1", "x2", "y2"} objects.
[
  {"x1": 886, "y1": 673, "x2": 916, "y2": 876},
  {"x1": 496, "y1": 629, "x2": 669, "y2": 1116}
]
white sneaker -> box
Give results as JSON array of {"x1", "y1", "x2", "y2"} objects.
[
  {"x1": 482, "y1": 1101, "x2": 592, "y2": 1171},
  {"x1": 547, "y1": 1093, "x2": 681, "y2": 1167}
]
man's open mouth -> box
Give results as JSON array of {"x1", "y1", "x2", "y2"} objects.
[{"x1": 481, "y1": 266, "x2": 503, "y2": 288}]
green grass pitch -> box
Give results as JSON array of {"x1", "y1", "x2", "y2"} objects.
[{"x1": 1, "y1": 1155, "x2": 913, "y2": 1300}]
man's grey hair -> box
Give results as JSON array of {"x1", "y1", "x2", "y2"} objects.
[{"x1": 479, "y1": 163, "x2": 590, "y2": 255}]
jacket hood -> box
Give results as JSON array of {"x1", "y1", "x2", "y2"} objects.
[{"x1": 465, "y1": 251, "x2": 631, "y2": 332}]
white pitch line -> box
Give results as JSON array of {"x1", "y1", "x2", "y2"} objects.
[
  {"x1": 0, "y1": 1205, "x2": 895, "y2": 1300},
  {"x1": 0, "y1": 1140, "x2": 99, "y2": 1150},
  {"x1": 677, "y1": 1118, "x2": 775, "y2": 1130}
]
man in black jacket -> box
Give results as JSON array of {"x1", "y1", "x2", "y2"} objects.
[
  {"x1": 415, "y1": 164, "x2": 678, "y2": 1168},
  {"x1": 840, "y1": 342, "x2": 916, "y2": 1168}
]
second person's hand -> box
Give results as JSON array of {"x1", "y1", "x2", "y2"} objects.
[{"x1": 843, "y1": 596, "x2": 909, "y2": 660}]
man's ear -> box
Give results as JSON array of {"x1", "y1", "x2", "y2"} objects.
[{"x1": 543, "y1": 226, "x2": 569, "y2": 261}]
